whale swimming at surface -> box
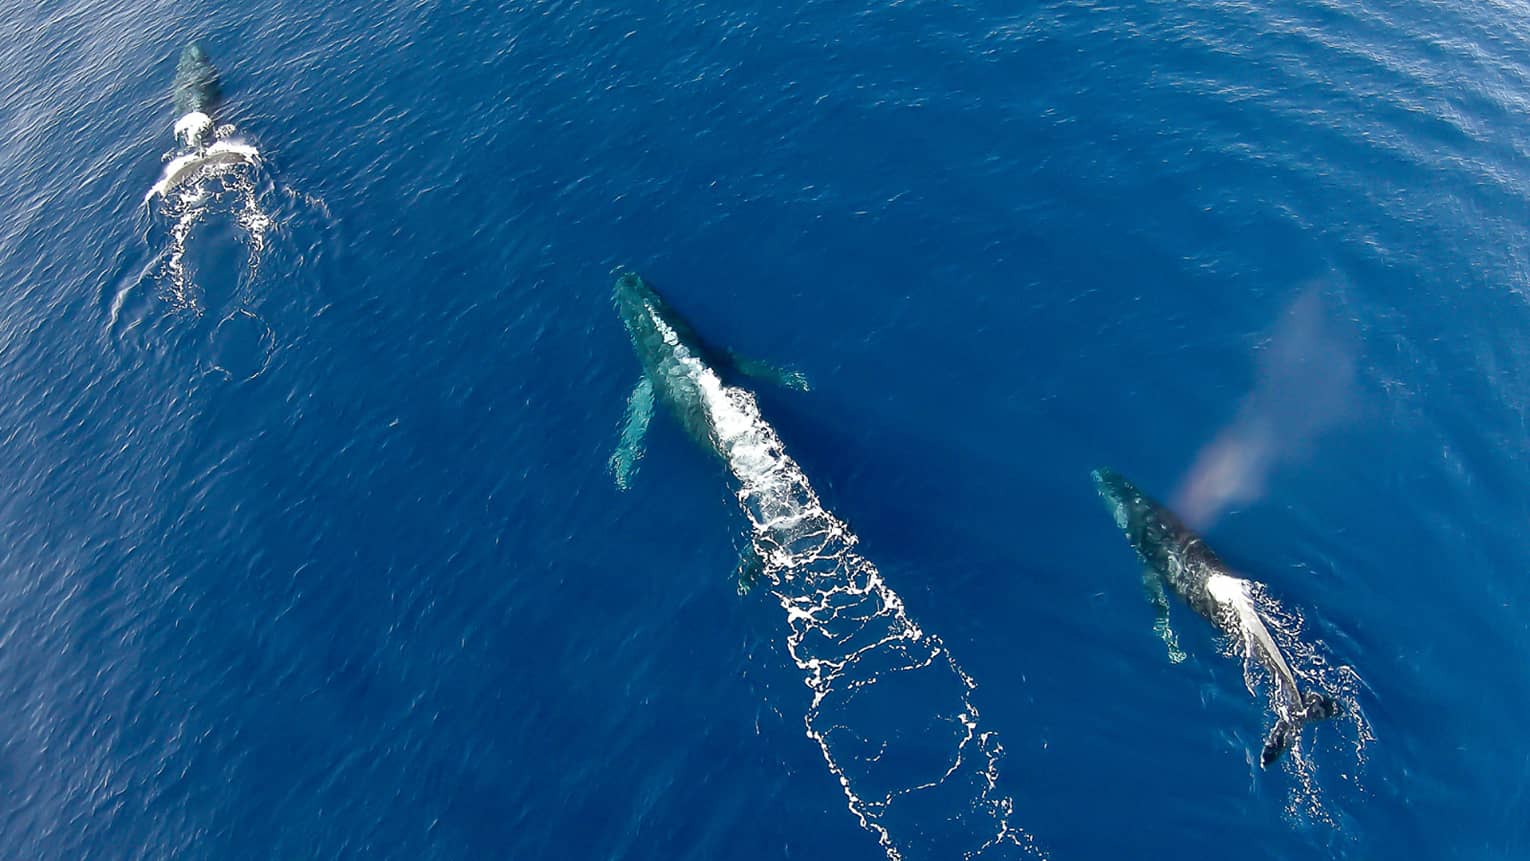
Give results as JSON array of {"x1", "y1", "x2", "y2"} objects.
[
  {"x1": 608, "y1": 270, "x2": 806, "y2": 491},
  {"x1": 148, "y1": 43, "x2": 258, "y2": 200},
  {"x1": 172, "y1": 42, "x2": 221, "y2": 121},
  {"x1": 607, "y1": 271, "x2": 1036, "y2": 858},
  {"x1": 608, "y1": 269, "x2": 812, "y2": 585},
  {"x1": 1093, "y1": 467, "x2": 1338, "y2": 767}
]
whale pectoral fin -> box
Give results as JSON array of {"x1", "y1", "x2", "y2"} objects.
[
  {"x1": 1142, "y1": 567, "x2": 1187, "y2": 664},
  {"x1": 730, "y1": 353, "x2": 811, "y2": 392},
  {"x1": 736, "y1": 544, "x2": 764, "y2": 595},
  {"x1": 610, "y1": 377, "x2": 655, "y2": 490}
]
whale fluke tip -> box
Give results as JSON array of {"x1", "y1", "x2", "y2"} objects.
[{"x1": 1304, "y1": 690, "x2": 1340, "y2": 721}]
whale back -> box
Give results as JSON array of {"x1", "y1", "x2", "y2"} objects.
[
  {"x1": 1095, "y1": 469, "x2": 1227, "y2": 620},
  {"x1": 172, "y1": 43, "x2": 221, "y2": 116}
]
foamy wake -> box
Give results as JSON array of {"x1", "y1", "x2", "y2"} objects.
[
  {"x1": 693, "y1": 366, "x2": 1041, "y2": 860},
  {"x1": 147, "y1": 124, "x2": 269, "y2": 311},
  {"x1": 1228, "y1": 582, "x2": 1374, "y2": 824}
]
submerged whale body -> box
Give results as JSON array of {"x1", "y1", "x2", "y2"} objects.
[
  {"x1": 1092, "y1": 468, "x2": 1338, "y2": 766},
  {"x1": 172, "y1": 43, "x2": 221, "y2": 117}
]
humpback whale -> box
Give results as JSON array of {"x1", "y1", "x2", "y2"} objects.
[
  {"x1": 609, "y1": 271, "x2": 806, "y2": 492},
  {"x1": 609, "y1": 270, "x2": 811, "y2": 587},
  {"x1": 608, "y1": 272, "x2": 1035, "y2": 857},
  {"x1": 1092, "y1": 468, "x2": 1338, "y2": 767},
  {"x1": 148, "y1": 43, "x2": 258, "y2": 200}
]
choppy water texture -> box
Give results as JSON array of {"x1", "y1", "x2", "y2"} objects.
[{"x1": 3, "y1": 0, "x2": 1530, "y2": 859}]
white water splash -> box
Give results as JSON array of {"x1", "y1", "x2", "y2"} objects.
[
  {"x1": 1225, "y1": 581, "x2": 1374, "y2": 824},
  {"x1": 147, "y1": 124, "x2": 270, "y2": 311},
  {"x1": 679, "y1": 343, "x2": 1040, "y2": 859}
]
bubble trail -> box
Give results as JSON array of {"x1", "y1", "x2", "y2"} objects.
[
  {"x1": 696, "y1": 369, "x2": 1040, "y2": 860},
  {"x1": 147, "y1": 127, "x2": 269, "y2": 312}
]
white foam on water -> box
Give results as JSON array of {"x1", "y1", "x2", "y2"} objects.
[
  {"x1": 147, "y1": 125, "x2": 269, "y2": 312},
  {"x1": 1211, "y1": 578, "x2": 1374, "y2": 826},
  {"x1": 662, "y1": 329, "x2": 1040, "y2": 859},
  {"x1": 173, "y1": 111, "x2": 213, "y2": 147},
  {"x1": 1205, "y1": 572, "x2": 1247, "y2": 607}
]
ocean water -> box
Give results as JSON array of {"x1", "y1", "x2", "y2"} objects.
[{"x1": 2, "y1": 0, "x2": 1529, "y2": 858}]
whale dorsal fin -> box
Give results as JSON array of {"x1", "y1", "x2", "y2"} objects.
[
  {"x1": 1142, "y1": 567, "x2": 1187, "y2": 663},
  {"x1": 729, "y1": 352, "x2": 811, "y2": 392},
  {"x1": 610, "y1": 376, "x2": 655, "y2": 490}
]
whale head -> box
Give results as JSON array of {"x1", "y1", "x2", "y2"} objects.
[
  {"x1": 1091, "y1": 467, "x2": 1141, "y2": 532},
  {"x1": 612, "y1": 271, "x2": 713, "y2": 370},
  {"x1": 179, "y1": 43, "x2": 212, "y2": 69},
  {"x1": 612, "y1": 270, "x2": 666, "y2": 344},
  {"x1": 1091, "y1": 467, "x2": 1203, "y2": 582},
  {"x1": 612, "y1": 271, "x2": 718, "y2": 446},
  {"x1": 172, "y1": 42, "x2": 222, "y2": 119}
]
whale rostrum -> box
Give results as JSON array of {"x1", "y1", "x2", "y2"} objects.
[{"x1": 172, "y1": 43, "x2": 221, "y2": 120}]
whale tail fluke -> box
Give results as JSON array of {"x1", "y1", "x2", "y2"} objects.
[
  {"x1": 1261, "y1": 691, "x2": 1340, "y2": 767},
  {"x1": 1304, "y1": 690, "x2": 1340, "y2": 721}
]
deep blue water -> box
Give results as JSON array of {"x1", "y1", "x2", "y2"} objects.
[{"x1": 3, "y1": 0, "x2": 1530, "y2": 857}]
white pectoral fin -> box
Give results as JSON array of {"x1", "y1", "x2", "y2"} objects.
[
  {"x1": 1142, "y1": 567, "x2": 1187, "y2": 664},
  {"x1": 610, "y1": 377, "x2": 655, "y2": 490}
]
